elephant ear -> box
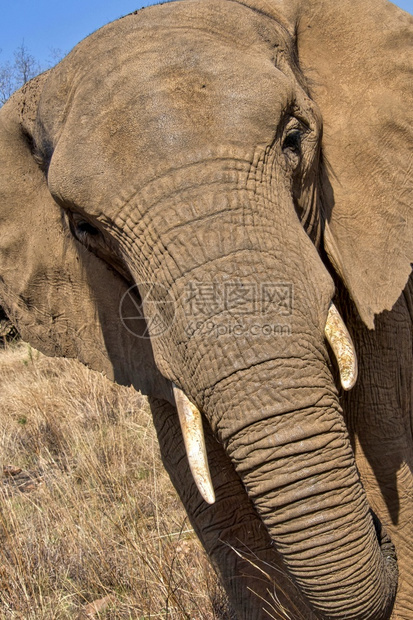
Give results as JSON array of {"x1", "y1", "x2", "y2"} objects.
[
  {"x1": 238, "y1": 0, "x2": 413, "y2": 328},
  {"x1": 0, "y1": 75, "x2": 163, "y2": 395}
]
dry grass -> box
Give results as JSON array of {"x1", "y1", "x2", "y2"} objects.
[{"x1": 0, "y1": 342, "x2": 232, "y2": 619}]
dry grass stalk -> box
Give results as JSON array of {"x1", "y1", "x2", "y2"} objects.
[{"x1": 0, "y1": 343, "x2": 232, "y2": 619}]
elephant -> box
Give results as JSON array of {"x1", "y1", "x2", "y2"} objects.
[{"x1": 0, "y1": 0, "x2": 411, "y2": 617}]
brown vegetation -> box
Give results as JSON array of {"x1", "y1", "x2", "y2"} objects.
[{"x1": 0, "y1": 343, "x2": 231, "y2": 619}]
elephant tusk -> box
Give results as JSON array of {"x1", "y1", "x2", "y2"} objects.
[
  {"x1": 172, "y1": 384, "x2": 215, "y2": 504},
  {"x1": 325, "y1": 303, "x2": 358, "y2": 391}
]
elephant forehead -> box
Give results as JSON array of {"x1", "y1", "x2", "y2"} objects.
[
  {"x1": 96, "y1": 36, "x2": 291, "y2": 150},
  {"x1": 46, "y1": 31, "x2": 295, "y2": 214}
]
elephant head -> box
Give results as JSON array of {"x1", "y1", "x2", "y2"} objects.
[{"x1": 0, "y1": 0, "x2": 411, "y2": 618}]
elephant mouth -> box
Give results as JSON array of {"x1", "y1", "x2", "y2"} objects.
[{"x1": 173, "y1": 301, "x2": 357, "y2": 504}]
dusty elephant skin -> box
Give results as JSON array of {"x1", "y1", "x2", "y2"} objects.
[{"x1": 0, "y1": 0, "x2": 411, "y2": 618}]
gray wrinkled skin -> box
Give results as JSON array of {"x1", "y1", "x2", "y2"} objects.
[{"x1": 0, "y1": 0, "x2": 411, "y2": 618}]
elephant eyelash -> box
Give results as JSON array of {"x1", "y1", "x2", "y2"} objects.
[{"x1": 23, "y1": 130, "x2": 52, "y2": 175}]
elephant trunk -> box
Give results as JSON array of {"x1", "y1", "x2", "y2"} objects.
[
  {"x1": 205, "y1": 359, "x2": 397, "y2": 619},
  {"x1": 120, "y1": 176, "x2": 397, "y2": 617}
]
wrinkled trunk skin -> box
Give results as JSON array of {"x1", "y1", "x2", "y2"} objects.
[
  {"x1": 205, "y1": 363, "x2": 397, "y2": 619},
  {"x1": 119, "y1": 176, "x2": 397, "y2": 618},
  {"x1": 149, "y1": 396, "x2": 320, "y2": 620}
]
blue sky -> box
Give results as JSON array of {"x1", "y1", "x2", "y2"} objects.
[
  {"x1": 0, "y1": 1, "x2": 153, "y2": 66},
  {"x1": 0, "y1": 0, "x2": 412, "y2": 67}
]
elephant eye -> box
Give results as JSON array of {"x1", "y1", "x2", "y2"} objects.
[
  {"x1": 282, "y1": 117, "x2": 309, "y2": 169},
  {"x1": 75, "y1": 220, "x2": 100, "y2": 237},
  {"x1": 65, "y1": 210, "x2": 133, "y2": 284},
  {"x1": 68, "y1": 212, "x2": 101, "y2": 245},
  {"x1": 282, "y1": 129, "x2": 302, "y2": 155}
]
